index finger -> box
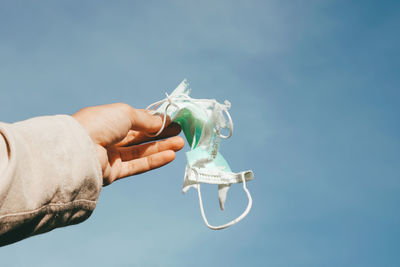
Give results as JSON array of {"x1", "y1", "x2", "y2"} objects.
[{"x1": 120, "y1": 104, "x2": 169, "y2": 134}]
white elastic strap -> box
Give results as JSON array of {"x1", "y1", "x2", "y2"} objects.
[
  {"x1": 214, "y1": 100, "x2": 233, "y2": 139},
  {"x1": 145, "y1": 93, "x2": 177, "y2": 137},
  {"x1": 196, "y1": 172, "x2": 253, "y2": 230}
]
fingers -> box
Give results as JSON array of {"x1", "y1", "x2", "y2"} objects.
[
  {"x1": 118, "y1": 150, "x2": 176, "y2": 178},
  {"x1": 116, "y1": 122, "x2": 181, "y2": 147},
  {"x1": 119, "y1": 136, "x2": 185, "y2": 161},
  {"x1": 119, "y1": 104, "x2": 170, "y2": 134}
]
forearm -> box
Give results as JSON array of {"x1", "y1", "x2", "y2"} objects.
[{"x1": 0, "y1": 115, "x2": 102, "y2": 246}]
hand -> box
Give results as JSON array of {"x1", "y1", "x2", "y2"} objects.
[{"x1": 72, "y1": 103, "x2": 185, "y2": 185}]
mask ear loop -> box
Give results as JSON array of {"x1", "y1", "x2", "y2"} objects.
[
  {"x1": 215, "y1": 100, "x2": 234, "y2": 139},
  {"x1": 145, "y1": 93, "x2": 178, "y2": 137},
  {"x1": 194, "y1": 170, "x2": 253, "y2": 230}
]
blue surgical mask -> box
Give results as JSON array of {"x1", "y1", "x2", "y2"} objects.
[{"x1": 146, "y1": 79, "x2": 254, "y2": 230}]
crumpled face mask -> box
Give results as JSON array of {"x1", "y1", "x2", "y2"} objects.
[{"x1": 146, "y1": 79, "x2": 254, "y2": 230}]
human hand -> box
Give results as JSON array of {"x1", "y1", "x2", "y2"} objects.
[{"x1": 72, "y1": 103, "x2": 185, "y2": 185}]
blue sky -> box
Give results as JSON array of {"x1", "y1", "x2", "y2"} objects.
[{"x1": 0, "y1": 0, "x2": 399, "y2": 266}]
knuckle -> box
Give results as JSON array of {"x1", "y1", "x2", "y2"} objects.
[
  {"x1": 115, "y1": 102, "x2": 132, "y2": 112},
  {"x1": 145, "y1": 157, "x2": 152, "y2": 170}
]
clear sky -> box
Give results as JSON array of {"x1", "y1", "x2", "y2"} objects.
[{"x1": 0, "y1": 1, "x2": 399, "y2": 266}]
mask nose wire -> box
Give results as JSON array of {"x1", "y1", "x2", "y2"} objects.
[{"x1": 195, "y1": 170, "x2": 253, "y2": 230}]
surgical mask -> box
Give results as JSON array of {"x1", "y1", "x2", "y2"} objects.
[{"x1": 146, "y1": 79, "x2": 254, "y2": 230}]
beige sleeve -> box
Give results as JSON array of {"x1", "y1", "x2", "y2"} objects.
[{"x1": 0, "y1": 115, "x2": 103, "y2": 246}]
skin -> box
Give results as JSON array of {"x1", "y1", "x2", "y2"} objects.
[{"x1": 72, "y1": 103, "x2": 185, "y2": 185}]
